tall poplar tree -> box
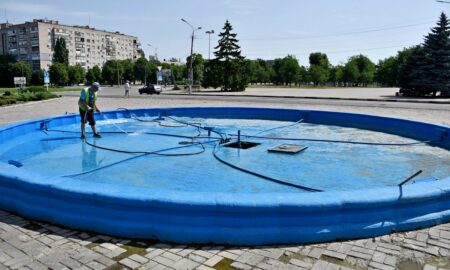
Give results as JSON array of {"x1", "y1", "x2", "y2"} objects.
[{"x1": 53, "y1": 38, "x2": 69, "y2": 66}]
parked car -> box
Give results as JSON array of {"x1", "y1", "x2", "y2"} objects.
[{"x1": 139, "y1": 84, "x2": 162, "y2": 95}]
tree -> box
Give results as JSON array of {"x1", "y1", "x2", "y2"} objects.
[
  {"x1": 309, "y1": 65, "x2": 328, "y2": 86},
  {"x1": 134, "y1": 57, "x2": 149, "y2": 83},
  {"x1": 329, "y1": 65, "x2": 344, "y2": 86},
  {"x1": 85, "y1": 68, "x2": 95, "y2": 84},
  {"x1": 30, "y1": 69, "x2": 44, "y2": 86},
  {"x1": 53, "y1": 38, "x2": 69, "y2": 66},
  {"x1": 398, "y1": 46, "x2": 430, "y2": 94},
  {"x1": 0, "y1": 55, "x2": 17, "y2": 87},
  {"x1": 308, "y1": 52, "x2": 330, "y2": 86},
  {"x1": 68, "y1": 64, "x2": 85, "y2": 85},
  {"x1": 8, "y1": 61, "x2": 32, "y2": 85},
  {"x1": 121, "y1": 59, "x2": 135, "y2": 82},
  {"x1": 344, "y1": 55, "x2": 376, "y2": 86},
  {"x1": 399, "y1": 13, "x2": 450, "y2": 96},
  {"x1": 343, "y1": 60, "x2": 359, "y2": 86},
  {"x1": 49, "y1": 63, "x2": 69, "y2": 86},
  {"x1": 102, "y1": 60, "x2": 123, "y2": 85},
  {"x1": 92, "y1": 65, "x2": 102, "y2": 83},
  {"x1": 204, "y1": 20, "x2": 248, "y2": 91},
  {"x1": 279, "y1": 55, "x2": 300, "y2": 86},
  {"x1": 186, "y1": 53, "x2": 204, "y2": 84}
]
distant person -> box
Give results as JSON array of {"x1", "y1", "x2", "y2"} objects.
[
  {"x1": 124, "y1": 80, "x2": 130, "y2": 98},
  {"x1": 79, "y1": 82, "x2": 102, "y2": 140}
]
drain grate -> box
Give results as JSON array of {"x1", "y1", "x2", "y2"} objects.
[{"x1": 224, "y1": 141, "x2": 260, "y2": 149}]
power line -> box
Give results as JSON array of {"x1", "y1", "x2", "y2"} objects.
[
  {"x1": 243, "y1": 44, "x2": 413, "y2": 58},
  {"x1": 199, "y1": 20, "x2": 434, "y2": 42}
]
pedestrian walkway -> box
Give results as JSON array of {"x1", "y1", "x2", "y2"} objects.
[{"x1": 1, "y1": 210, "x2": 450, "y2": 270}]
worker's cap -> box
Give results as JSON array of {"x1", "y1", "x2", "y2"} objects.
[{"x1": 92, "y1": 82, "x2": 101, "y2": 91}]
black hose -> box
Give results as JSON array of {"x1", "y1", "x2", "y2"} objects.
[
  {"x1": 230, "y1": 134, "x2": 434, "y2": 146},
  {"x1": 212, "y1": 143, "x2": 323, "y2": 192},
  {"x1": 63, "y1": 141, "x2": 216, "y2": 178},
  {"x1": 46, "y1": 129, "x2": 221, "y2": 140},
  {"x1": 83, "y1": 138, "x2": 214, "y2": 156},
  {"x1": 164, "y1": 113, "x2": 228, "y2": 141}
]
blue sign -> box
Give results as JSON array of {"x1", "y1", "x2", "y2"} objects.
[
  {"x1": 44, "y1": 71, "x2": 50, "y2": 84},
  {"x1": 157, "y1": 71, "x2": 163, "y2": 82}
]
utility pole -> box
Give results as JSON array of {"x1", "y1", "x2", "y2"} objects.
[
  {"x1": 205, "y1": 30, "x2": 214, "y2": 60},
  {"x1": 20, "y1": 62, "x2": 24, "y2": 90},
  {"x1": 116, "y1": 61, "x2": 120, "y2": 86},
  {"x1": 181, "y1": 18, "x2": 201, "y2": 95}
]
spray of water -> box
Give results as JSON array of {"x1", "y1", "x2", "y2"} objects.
[{"x1": 101, "y1": 113, "x2": 131, "y2": 135}]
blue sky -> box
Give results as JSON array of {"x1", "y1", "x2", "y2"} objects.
[{"x1": 0, "y1": 0, "x2": 448, "y2": 65}]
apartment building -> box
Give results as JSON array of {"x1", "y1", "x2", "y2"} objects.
[{"x1": 0, "y1": 19, "x2": 142, "y2": 71}]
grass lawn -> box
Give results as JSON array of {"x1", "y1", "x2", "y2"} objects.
[
  {"x1": 0, "y1": 86, "x2": 81, "y2": 106},
  {"x1": 0, "y1": 87, "x2": 82, "y2": 94}
]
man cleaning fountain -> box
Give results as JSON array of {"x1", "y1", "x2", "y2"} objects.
[{"x1": 79, "y1": 82, "x2": 102, "y2": 140}]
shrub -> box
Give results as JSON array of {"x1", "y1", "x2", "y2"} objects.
[
  {"x1": 27, "y1": 86, "x2": 47, "y2": 93},
  {"x1": 3, "y1": 91, "x2": 11, "y2": 96}
]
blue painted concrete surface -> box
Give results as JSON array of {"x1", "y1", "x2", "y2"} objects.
[{"x1": 0, "y1": 107, "x2": 449, "y2": 245}]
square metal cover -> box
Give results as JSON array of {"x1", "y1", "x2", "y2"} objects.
[{"x1": 268, "y1": 144, "x2": 308, "y2": 154}]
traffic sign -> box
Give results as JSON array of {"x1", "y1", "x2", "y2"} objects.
[
  {"x1": 14, "y1": 77, "x2": 26, "y2": 85},
  {"x1": 44, "y1": 71, "x2": 50, "y2": 84}
]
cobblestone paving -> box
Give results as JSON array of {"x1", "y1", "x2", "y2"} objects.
[{"x1": 1, "y1": 210, "x2": 449, "y2": 270}]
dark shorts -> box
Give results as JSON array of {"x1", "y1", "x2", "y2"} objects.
[{"x1": 79, "y1": 108, "x2": 96, "y2": 126}]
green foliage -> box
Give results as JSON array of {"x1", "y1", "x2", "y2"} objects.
[
  {"x1": 102, "y1": 60, "x2": 123, "y2": 85},
  {"x1": 0, "y1": 88, "x2": 57, "y2": 106},
  {"x1": 308, "y1": 52, "x2": 330, "y2": 86},
  {"x1": 30, "y1": 69, "x2": 44, "y2": 86},
  {"x1": 204, "y1": 20, "x2": 248, "y2": 91},
  {"x1": 85, "y1": 68, "x2": 95, "y2": 84},
  {"x1": 398, "y1": 13, "x2": 450, "y2": 96},
  {"x1": 49, "y1": 63, "x2": 69, "y2": 86},
  {"x1": 26, "y1": 86, "x2": 47, "y2": 92},
  {"x1": 279, "y1": 55, "x2": 300, "y2": 86},
  {"x1": 8, "y1": 61, "x2": 32, "y2": 84},
  {"x1": 344, "y1": 55, "x2": 376, "y2": 86},
  {"x1": 271, "y1": 55, "x2": 302, "y2": 85},
  {"x1": 68, "y1": 65, "x2": 85, "y2": 85},
  {"x1": 186, "y1": 53, "x2": 205, "y2": 84},
  {"x1": 120, "y1": 59, "x2": 135, "y2": 82},
  {"x1": 0, "y1": 55, "x2": 17, "y2": 87},
  {"x1": 133, "y1": 57, "x2": 148, "y2": 83},
  {"x1": 53, "y1": 38, "x2": 69, "y2": 65},
  {"x1": 92, "y1": 65, "x2": 102, "y2": 82}
]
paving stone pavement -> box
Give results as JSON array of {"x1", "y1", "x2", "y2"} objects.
[{"x1": 1, "y1": 209, "x2": 450, "y2": 270}]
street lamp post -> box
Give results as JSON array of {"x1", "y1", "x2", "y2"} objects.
[
  {"x1": 148, "y1": 43, "x2": 158, "y2": 61},
  {"x1": 205, "y1": 30, "x2": 214, "y2": 60},
  {"x1": 181, "y1": 18, "x2": 201, "y2": 95},
  {"x1": 116, "y1": 60, "x2": 120, "y2": 86}
]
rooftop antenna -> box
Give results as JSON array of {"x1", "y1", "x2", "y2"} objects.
[{"x1": 88, "y1": 14, "x2": 90, "y2": 27}]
